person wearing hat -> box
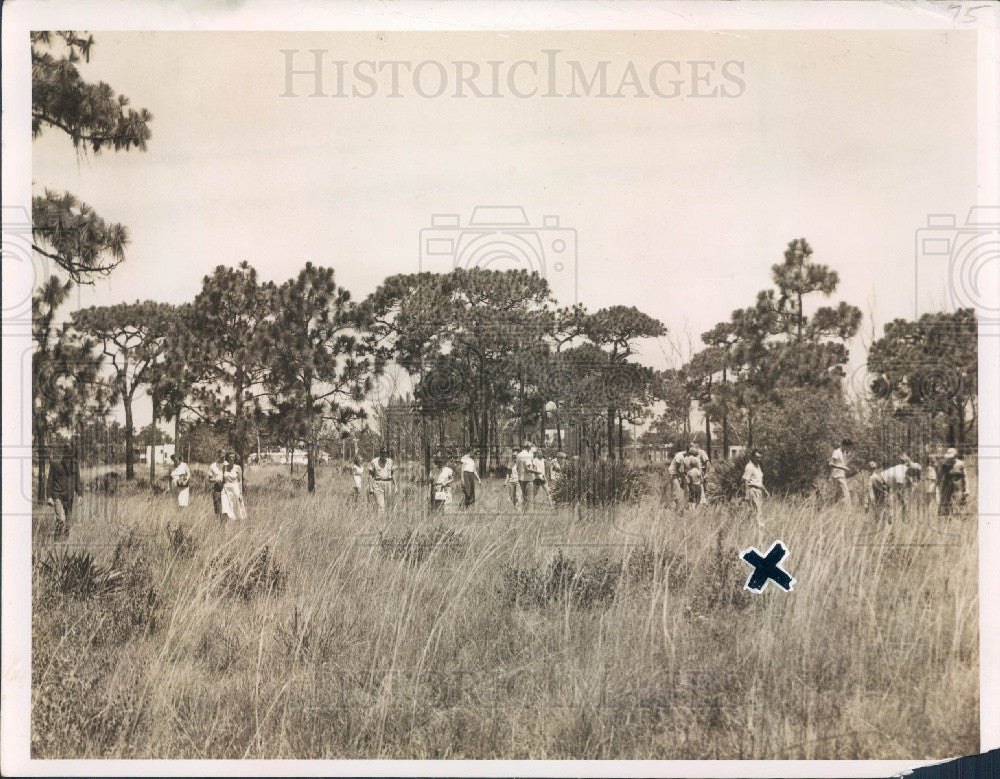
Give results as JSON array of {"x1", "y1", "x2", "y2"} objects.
[
  {"x1": 368, "y1": 447, "x2": 395, "y2": 514},
  {"x1": 939, "y1": 447, "x2": 967, "y2": 515}
]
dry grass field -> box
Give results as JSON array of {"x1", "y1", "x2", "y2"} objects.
[{"x1": 31, "y1": 464, "x2": 979, "y2": 760}]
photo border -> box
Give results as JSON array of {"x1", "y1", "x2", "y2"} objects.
[{"x1": 3, "y1": 1, "x2": 998, "y2": 776}]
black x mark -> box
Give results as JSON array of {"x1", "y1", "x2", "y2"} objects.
[{"x1": 741, "y1": 540, "x2": 795, "y2": 592}]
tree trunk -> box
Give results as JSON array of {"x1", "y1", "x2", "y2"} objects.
[
  {"x1": 617, "y1": 414, "x2": 624, "y2": 460},
  {"x1": 555, "y1": 403, "x2": 563, "y2": 451},
  {"x1": 607, "y1": 407, "x2": 616, "y2": 461},
  {"x1": 479, "y1": 378, "x2": 489, "y2": 477},
  {"x1": 124, "y1": 396, "x2": 135, "y2": 480},
  {"x1": 36, "y1": 423, "x2": 48, "y2": 502},
  {"x1": 747, "y1": 409, "x2": 754, "y2": 450},
  {"x1": 174, "y1": 411, "x2": 181, "y2": 457},
  {"x1": 150, "y1": 387, "x2": 159, "y2": 485},
  {"x1": 518, "y1": 373, "x2": 526, "y2": 443},
  {"x1": 421, "y1": 413, "x2": 430, "y2": 480},
  {"x1": 704, "y1": 414, "x2": 711, "y2": 462},
  {"x1": 721, "y1": 366, "x2": 729, "y2": 459},
  {"x1": 307, "y1": 439, "x2": 316, "y2": 493}
]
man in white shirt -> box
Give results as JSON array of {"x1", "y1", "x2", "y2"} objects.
[
  {"x1": 460, "y1": 449, "x2": 481, "y2": 508},
  {"x1": 870, "y1": 456, "x2": 918, "y2": 518},
  {"x1": 505, "y1": 446, "x2": 520, "y2": 507},
  {"x1": 742, "y1": 450, "x2": 765, "y2": 523},
  {"x1": 170, "y1": 454, "x2": 191, "y2": 508},
  {"x1": 829, "y1": 439, "x2": 852, "y2": 507},
  {"x1": 369, "y1": 448, "x2": 395, "y2": 513},
  {"x1": 515, "y1": 442, "x2": 536, "y2": 510},
  {"x1": 208, "y1": 449, "x2": 226, "y2": 517},
  {"x1": 667, "y1": 445, "x2": 689, "y2": 510},
  {"x1": 689, "y1": 441, "x2": 710, "y2": 476}
]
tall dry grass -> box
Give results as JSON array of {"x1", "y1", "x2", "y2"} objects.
[{"x1": 31, "y1": 465, "x2": 978, "y2": 759}]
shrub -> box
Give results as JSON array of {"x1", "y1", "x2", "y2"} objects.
[
  {"x1": 550, "y1": 459, "x2": 648, "y2": 506},
  {"x1": 751, "y1": 387, "x2": 853, "y2": 495},
  {"x1": 37, "y1": 550, "x2": 124, "y2": 599},
  {"x1": 378, "y1": 523, "x2": 466, "y2": 564},
  {"x1": 89, "y1": 471, "x2": 122, "y2": 494},
  {"x1": 165, "y1": 524, "x2": 196, "y2": 558},
  {"x1": 32, "y1": 533, "x2": 159, "y2": 757},
  {"x1": 499, "y1": 550, "x2": 622, "y2": 609},
  {"x1": 709, "y1": 453, "x2": 752, "y2": 502},
  {"x1": 212, "y1": 546, "x2": 287, "y2": 600}
]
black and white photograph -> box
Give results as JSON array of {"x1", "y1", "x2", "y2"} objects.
[{"x1": 2, "y1": 2, "x2": 998, "y2": 775}]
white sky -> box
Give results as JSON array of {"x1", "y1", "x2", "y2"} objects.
[{"x1": 32, "y1": 30, "x2": 979, "y2": 424}]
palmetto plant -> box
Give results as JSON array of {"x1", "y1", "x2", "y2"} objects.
[{"x1": 37, "y1": 549, "x2": 124, "y2": 598}]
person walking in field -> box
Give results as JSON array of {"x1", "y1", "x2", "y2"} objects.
[
  {"x1": 668, "y1": 444, "x2": 689, "y2": 510},
  {"x1": 870, "y1": 456, "x2": 919, "y2": 522},
  {"x1": 368, "y1": 448, "x2": 395, "y2": 514},
  {"x1": 684, "y1": 446, "x2": 705, "y2": 507},
  {"x1": 351, "y1": 456, "x2": 364, "y2": 501},
  {"x1": 829, "y1": 439, "x2": 853, "y2": 507},
  {"x1": 430, "y1": 456, "x2": 455, "y2": 513},
  {"x1": 505, "y1": 446, "x2": 520, "y2": 507},
  {"x1": 922, "y1": 458, "x2": 940, "y2": 515},
  {"x1": 548, "y1": 452, "x2": 566, "y2": 492},
  {"x1": 742, "y1": 450, "x2": 766, "y2": 524},
  {"x1": 515, "y1": 442, "x2": 535, "y2": 510},
  {"x1": 460, "y1": 449, "x2": 481, "y2": 508},
  {"x1": 532, "y1": 447, "x2": 554, "y2": 507},
  {"x1": 939, "y1": 448, "x2": 968, "y2": 515},
  {"x1": 221, "y1": 452, "x2": 248, "y2": 522},
  {"x1": 208, "y1": 449, "x2": 226, "y2": 518},
  {"x1": 46, "y1": 442, "x2": 83, "y2": 540},
  {"x1": 169, "y1": 453, "x2": 191, "y2": 508},
  {"x1": 860, "y1": 460, "x2": 878, "y2": 511}
]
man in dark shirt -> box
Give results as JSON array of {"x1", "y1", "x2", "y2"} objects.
[{"x1": 46, "y1": 444, "x2": 83, "y2": 540}]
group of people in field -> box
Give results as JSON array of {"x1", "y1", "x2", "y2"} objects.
[
  {"x1": 827, "y1": 439, "x2": 969, "y2": 519},
  {"x1": 41, "y1": 444, "x2": 249, "y2": 540},
  {"x1": 163, "y1": 448, "x2": 249, "y2": 520},
  {"x1": 43, "y1": 430, "x2": 972, "y2": 540},
  {"x1": 667, "y1": 442, "x2": 713, "y2": 509},
  {"x1": 349, "y1": 442, "x2": 568, "y2": 514}
]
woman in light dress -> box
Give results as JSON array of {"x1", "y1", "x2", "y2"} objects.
[
  {"x1": 430, "y1": 456, "x2": 455, "y2": 513},
  {"x1": 221, "y1": 452, "x2": 248, "y2": 521},
  {"x1": 169, "y1": 454, "x2": 191, "y2": 508},
  {"x1": 351, "y1": 456, "x2": 364, "y2": 501}
]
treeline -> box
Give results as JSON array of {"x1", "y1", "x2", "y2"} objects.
[
  {"x1": 35, "y1": 259, "x2": 669, "y2": 493},
  {"x1": 643, "y1": 239, "x2": 977, "y2": 493},
  {"x1": 29, "y1": 30, "x2": 978, "y2": 501}
]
